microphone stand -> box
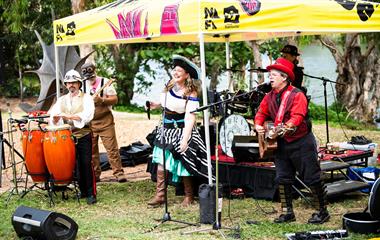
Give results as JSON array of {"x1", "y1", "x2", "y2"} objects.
[
  {"x1": 0, "y1": 110, "x2": 4, "y2": 187},
  {"x1": 147, "y1": 87, "x2": 198, "y2": 233},
  {"x1": 303, "y1": 73, "x2": 344, "y2": 144},
  {"x1": 183, "y1": 89, "x2": 259, "y2": 237}
]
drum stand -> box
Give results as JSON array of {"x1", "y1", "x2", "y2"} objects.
[
  {"x1": 47, "y1": 176, "x2": 80, "y2": 206},
  {"x1": 3, "y1": 108, "x2": 25, "y2": 205}
]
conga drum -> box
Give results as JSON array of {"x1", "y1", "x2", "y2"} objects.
[
  {"x1": 43, "y1": 124, "x2": 76, "y2": 185},
  {"x1": 21, "y1": 127, "x2": 48, "y2": 183}
]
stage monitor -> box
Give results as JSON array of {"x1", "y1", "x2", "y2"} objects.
[{"x1": 12, "y1": 205, "x2": 78, "y2": 240}]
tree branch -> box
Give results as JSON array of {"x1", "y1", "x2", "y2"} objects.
[
  {"x1": 319, "y1": 36, "x2": 342, "y2": 63},
  {"x1": 363, "y1": 40, "x2": 376, "y2": 58},
  {"x1": 347, "y1": 33, "x2": 360, "y2": 48}
]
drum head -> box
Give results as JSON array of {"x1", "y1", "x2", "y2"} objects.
[
  {"x1": 219, "y1": 114, "x2": 250, "y2": 157},
  {"x1": 369, "y1": 177, "x2": 380, "y2": 220},
  {"x1": 45, "y1": 124, "x2": 72, "y2": 131}
]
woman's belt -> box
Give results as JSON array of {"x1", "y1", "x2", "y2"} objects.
[{"x1": 163, "y1": 118, "x2": 185, "y2": 128}]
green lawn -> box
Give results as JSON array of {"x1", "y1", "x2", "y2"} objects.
[{"x1": 0, "y1": 179, "x2": 378, "y2": 240}]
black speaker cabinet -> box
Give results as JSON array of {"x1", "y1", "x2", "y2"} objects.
[
  {"x1": 12, "y1": 205, "x2": 78, "y2": 240},
  {"x1": 232, "y1": 135, "x2": 260, "y2": 162}
]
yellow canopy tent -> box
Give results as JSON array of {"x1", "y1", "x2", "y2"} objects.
[
  {"x1": 53, "y1": 0, "x2": 380, "y2": 183},
  {"x1": 54, "y1": 0, "x2": 379, "y2": 45}
]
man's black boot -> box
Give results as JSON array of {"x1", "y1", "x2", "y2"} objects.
[
  {"x1": 308, "y1": 181, "x2": 330, "y2": 224},
  {"x1": 274, "y1": 184, "x2": 296, "y2": 223}
]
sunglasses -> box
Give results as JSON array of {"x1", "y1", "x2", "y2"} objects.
[{"x1": 64, "y1": 75, "x2": 82, "y2": 81}]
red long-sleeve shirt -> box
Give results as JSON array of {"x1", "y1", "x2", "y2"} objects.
[{"x1": 255, "y1": 85, "x2": 308, "y2": 127}]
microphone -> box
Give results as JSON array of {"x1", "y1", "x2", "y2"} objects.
[
  {"x1": 248, "y1": 68, "x2": 268, "y2": 73},
  {"x1": 224, "y1": 68, "x2": 268, "y2": 73},
  {"x1": 257, "y1": 82, "x2": 272, "y2": 93},
  {"x1": 145, "y1": 101, "x2": 151, "y2": 120},
  {"x1": 190, "y1": 105, "x2": 209, "y2": 113}
]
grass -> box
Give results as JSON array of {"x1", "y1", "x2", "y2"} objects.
[
  {"x1": 0, "y1": 179, "x2": 379, "y2": 239},
  {"x1": 1, "y1": 118, "x2": 380, "y2": 239}
]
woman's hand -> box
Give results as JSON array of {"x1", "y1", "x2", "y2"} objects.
[
  {"x1": 178, "y1": 139, "x2": 188, "y2": 153},
  {"x1": 147, "y1": 101, "x2": 161, "y2": 110}
]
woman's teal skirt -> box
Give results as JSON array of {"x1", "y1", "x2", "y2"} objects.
[{"x1": 152, "y1": 146, "x2": 190, "y2": 182}]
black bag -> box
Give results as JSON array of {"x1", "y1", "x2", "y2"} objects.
[
  {"x1": 349, "y1": 135, "x2": 372, "y2": 145},
  {"x1": 199, "y1": 183, "x2": 223, "y2": 224},
  {"x1": 146, "y1": 127, "x2": 158, "y2": 147},
  {"x1": 99, "y1": 142, "x2": 152, "y2": 171},
  {"x1": 119, "y1": 141, "x2": 152, "y2": 167}
]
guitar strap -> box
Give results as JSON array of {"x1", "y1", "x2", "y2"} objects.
[{"x1": 274, "y1": 87, "x2": 292, "y2": 126}]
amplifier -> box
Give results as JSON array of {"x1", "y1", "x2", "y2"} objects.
[{"x1": 232, "y1": 135, "x2": 260, "y2": 162}]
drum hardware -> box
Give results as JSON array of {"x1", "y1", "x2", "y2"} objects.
[{"x1": 3, "y1": 104, "x2": 26, "y2": 205}]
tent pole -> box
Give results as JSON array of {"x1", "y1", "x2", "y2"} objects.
[
  {"x1": 199, "y1": 33, "x2": 212, "y2": 185},
  {"x1": 225, "y1": 39, "x2": 233, "y2": 92},
  {"x1": 54, "y1": 45, "x2": 60, "y2": 98}
]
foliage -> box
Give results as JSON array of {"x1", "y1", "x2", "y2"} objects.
[
  {"x1": 0, "y1": 0, "x2": 72, "y2": 97},
  {"x1": 308, "y1": 101, "x2": 378, "y2": 130}
]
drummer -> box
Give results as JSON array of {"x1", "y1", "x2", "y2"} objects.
[{"x1": 48, "y1": 69, "x2": 97, "y2": 205}]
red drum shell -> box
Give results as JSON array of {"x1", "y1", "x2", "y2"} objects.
[
  {"x1": 43, "y1": 125, "x2": 76, "y2": 185},
  {"x1": 21, "y1": 128, "x2": 47, "y2": 183}
]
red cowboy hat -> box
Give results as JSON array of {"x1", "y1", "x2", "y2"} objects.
[{"x1": 266, "y1": 57, "x2": 295, "y2": 81}]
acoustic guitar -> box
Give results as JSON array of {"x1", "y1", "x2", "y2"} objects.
[{"x1": 258, "y1": 121, "x2": 295, "y2": 159}]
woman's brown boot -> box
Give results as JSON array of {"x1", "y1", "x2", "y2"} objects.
[
  {"x1": 147, "y1": 170, "x2": 165, "y2": 206},
  {"x1": 181, "y1": 177, "x2": 194, "y2": 207}
]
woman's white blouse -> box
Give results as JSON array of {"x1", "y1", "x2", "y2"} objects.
[{"x1": 160, "y1": 90, "x2": 199, "y2": 114}]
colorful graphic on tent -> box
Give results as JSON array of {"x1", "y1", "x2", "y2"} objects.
[{"x1": 334, "y1": 0, "x2": 379, "y2": 21}]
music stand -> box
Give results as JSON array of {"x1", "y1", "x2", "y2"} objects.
[
  {"x1": 303, "y1": 73, "x2": 344, "y2": 144},
  {"x1": 146, "y1": 87, "x2": 198, "y2": 233}
]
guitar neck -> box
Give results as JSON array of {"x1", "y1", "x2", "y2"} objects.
[{"x1": 92, "y1": 79, "x2": 115, "y2": 98}]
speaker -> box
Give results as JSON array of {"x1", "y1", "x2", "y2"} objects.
[
  {"x1": 12, "y1": 206, "x2": 78, "y2": 240},
  {"x1": 231, "y1": 135, "x2": 260, "y2": 162}
]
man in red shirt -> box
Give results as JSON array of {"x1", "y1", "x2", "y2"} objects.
[{"x1": 254, "y1": 57, "x2": 329, "y2": 224}]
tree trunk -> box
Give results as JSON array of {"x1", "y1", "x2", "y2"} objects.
[
  {"x1": 71, "y1": 0, "x2": 94, "y2": 62},
  {"x1": 111, "y1": 44, "x2": 142, "y2": 105},
  {"x1": 247, "y1": 40, "x2": 264, "y2": 87},
  {"x1": 320, "y1": 34, "x2": 380, "y2": 122}
]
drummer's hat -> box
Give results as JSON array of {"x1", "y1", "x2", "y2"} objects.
[
  {"x1": 172, "y1": 55, "x2": 201, "y2": 80},
  {"x1": 64, "y1": 69, "x2": 83, "y2": 86}
]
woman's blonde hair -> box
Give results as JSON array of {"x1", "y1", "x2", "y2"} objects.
[{"x1": 165, "y1": 76, "x2": 200, "y2": 98}]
